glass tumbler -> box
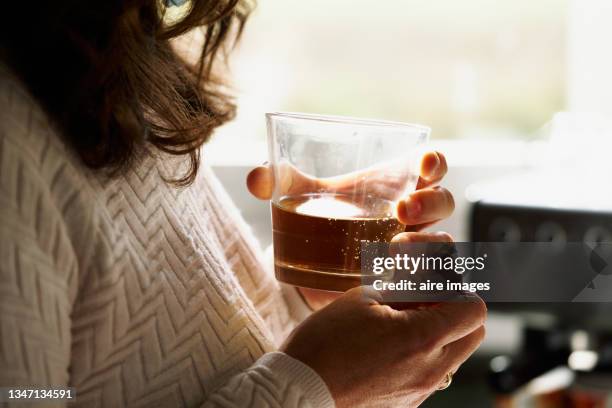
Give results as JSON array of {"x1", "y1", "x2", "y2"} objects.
[{"x1": 266, "y1": 112, "x2": 430, "y2": 291}]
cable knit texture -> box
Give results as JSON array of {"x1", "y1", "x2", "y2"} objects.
[{"x1": 0, "y1": 69, "x2": 334, "y2": 408}]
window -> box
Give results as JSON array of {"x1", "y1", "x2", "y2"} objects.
[{"x1": 209, "y1": 0, "x2": 569, "y2": 163}]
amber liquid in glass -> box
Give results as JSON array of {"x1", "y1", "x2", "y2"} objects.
[{"x1": 272, "y1": 193, "x2": 404, "y2": 291}]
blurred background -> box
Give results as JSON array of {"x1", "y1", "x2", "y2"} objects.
[
  {"x1": 214, "y1": 0, "x2": 567, "y2": 148},
  {"x1": 205, "y1": 0, "x2": 612, "y2": 406},
  {"x1": 209, "y1": 0, "x2": 612, "y2": 158}
]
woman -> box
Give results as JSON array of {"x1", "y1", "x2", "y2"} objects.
[{"x1": 0, "y1": 0, "x2": 485, "y2": 407}]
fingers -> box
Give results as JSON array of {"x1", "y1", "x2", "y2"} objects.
[
  {"x1": 246, "y1": 164, "x2": 274, "y2": 200},
  {"x1": 417, "y1": 151, "x2": 447, "y2": 190},
  {"x1": 249, "y1": 151, "x2": 449, "y2": 202},
  {"x1": 343, "y1": 285, "x2": 384, "y2": 306},
  {"x1": 389, "y1": 231, "x2": 453, "y2": 258},
  {"x1": 412, "y1": 325, "x2": 485, "y2": 401},
  {"x1": 442, "y1": 325, "x2": 486, "y2": 371},
  {"x1": 397, "y1": 186, "x2": 455, "y2": 226},
  {"x1": 247, "y1": 162, "x2": 322, "y2": 200},
  {"x1": 391, "y1": 231, "x2": 453, "y2": 244},
  {"x1": 405, "y1": 294, "x2": 487, "y2": 348}
]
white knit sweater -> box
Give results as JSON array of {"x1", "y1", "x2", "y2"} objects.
[{"x1": 0, "y1": 69, "x2": 334, "y2": 407}]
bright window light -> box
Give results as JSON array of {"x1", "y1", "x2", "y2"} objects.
[{"x1": 212, "y1": 0, "x2": 567, "y2": 152}]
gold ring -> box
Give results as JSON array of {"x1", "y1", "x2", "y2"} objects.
[{"x1": 437, "y1": 372, "x2": 453, "y2": 391}]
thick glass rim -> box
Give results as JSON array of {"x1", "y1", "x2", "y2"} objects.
[{"x1": 266, "y1": 111, "x2": 431, "y2": 133}]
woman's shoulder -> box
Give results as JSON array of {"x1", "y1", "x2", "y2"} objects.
[
  {"x1": 0, "y1": 64, "x2": 101, "y2": 245},
  {"x1": 1, "y1": 65, "x2": 68, "y2": 169},
  {"x1": 0, "y1": 64, "x2": 91, "y2": 187}
]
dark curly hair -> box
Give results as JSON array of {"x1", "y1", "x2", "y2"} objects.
[{"x1": 0, "y1": 0, "x2": 253, "y2": 185}]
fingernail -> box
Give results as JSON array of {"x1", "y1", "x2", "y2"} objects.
[{"x1": 399, "y1": 198, "x2": 422, "y2": 220}]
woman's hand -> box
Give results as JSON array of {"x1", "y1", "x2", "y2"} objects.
[
  {"x1": 247, "y1": 152, "x2": 452, "y2": 230},
  {"x1": 281, "y1": 286, "x2": 487, "y2": 407},
  {"x1": 247, "y1": 152, "x2": 454, "y2": 310}
]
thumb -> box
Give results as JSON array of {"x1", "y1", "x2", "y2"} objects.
[
  {"x1": 342, "y1": 285, "x2": 384, "y2": 305},
  {"x1": 246, "y1": 163, "x2": 274, "y2": 200}
]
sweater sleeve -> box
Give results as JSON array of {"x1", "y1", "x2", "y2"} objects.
[
  {"x1": 201, "y1": 166, "x2": 313, "y2": 345},
  {"x1": 202, "y1": 352, "x2": 334, "y2": 408},
  {"x1": 0, "y1": 114, "x2": 78, "y2": 404}
]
